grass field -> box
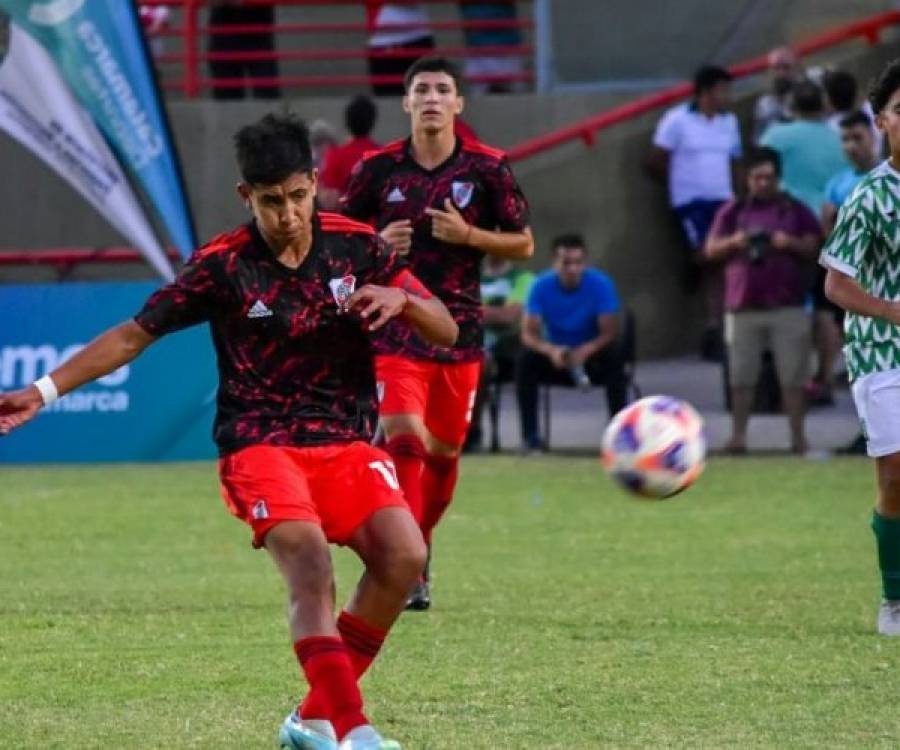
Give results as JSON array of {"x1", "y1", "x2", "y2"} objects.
[{"x1": 1, "y1": 455, "x2": 898, "y2": 749}]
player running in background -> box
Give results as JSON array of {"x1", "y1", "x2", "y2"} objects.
[
  {"x1": 821, "y1": 59, "x2": 900, "y2": 637},
  {"x1": 341, "y1": 56, "x2": 533, "y2": 610},
  {"x1": 0, "y1": 114, "x2": 457, "y2": 749}
]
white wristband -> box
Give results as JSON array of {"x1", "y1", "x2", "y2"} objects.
[{"x1": 33, "y1": 375, "x2": 59, "y2": 406}]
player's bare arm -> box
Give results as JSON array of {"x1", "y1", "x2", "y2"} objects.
[
  {"x1": 824, "y1": 267, "x2": 900, "y2": 326},
  {"x1": 521, "y1": 312, "x2": 567, "y2": 368},
  {"x1": 347, "y1": 283, "x2": 458, "y2": 346},
  {"x1": 425, "y1": 198, "x2": 533, "y2": 260},
  {"x1": 0, "y1": 320, "x2": 156, "y2": 435}
]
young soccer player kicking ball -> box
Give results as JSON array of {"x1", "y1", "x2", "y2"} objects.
[
  {"x1": 822, "y1": 59, "x2": 900, "y2": 636},
  {"x1": 341, "y1": 56, "x2": 533, "y2": 609},
  {"x1": 0, "y1": 114, "x2": 457, "y2": 748}
]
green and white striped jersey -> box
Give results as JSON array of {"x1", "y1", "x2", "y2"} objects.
[{"x1": 820, "y1": 160, "x2": 900, "y2": 381}]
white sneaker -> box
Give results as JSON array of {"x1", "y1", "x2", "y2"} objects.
[
  {"x1": 337, "y1": 724, "x2": 401, "y2": 750},
  {"x1": 877, "y1": 599, "x2": 900, "y2": 636},
  {"x1": 278, "y1": 711, "x2": 337, "y2": 749},
  {"x1": 304, "y1": 720, "x2": 337, "y2": 742}
]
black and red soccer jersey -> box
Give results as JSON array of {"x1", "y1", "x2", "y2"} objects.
[
  {"x1": 340, "y1": 136, "x2": 530, "y2": 362},
  {"x1": 134, "y1": 213, "x2": 407, "y2": 455}
]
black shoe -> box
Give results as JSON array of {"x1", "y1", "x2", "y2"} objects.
[
  {"x1": 837, "y1": 433, "x2": 867, "y2": 455},
  {"x1": 405, "y1": 578, "x2": 431, "y2": 611}
]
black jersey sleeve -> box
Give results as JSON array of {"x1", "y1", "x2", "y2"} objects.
[
  {"x1": 134, "y1": 251, "x2": 223, "y2": 336},
  {"x1": 340, "y1": 157, "x2": 380, "y2": 223},
  {"x1": 366, "y1": 233, "x2": 408, "y2": 286},
  {"x1": 487, "y1": 157, "x2": 531, "y2": 231}
]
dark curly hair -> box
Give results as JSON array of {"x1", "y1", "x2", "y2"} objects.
[
  {"x1": 869, "y1": 58, "x2": 900, "y2": 113},
  {"x1": 234, "y1": 113, "x2": 312, "y2": 185}
]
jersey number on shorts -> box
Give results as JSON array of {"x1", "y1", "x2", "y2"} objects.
[{"x1": 368, "y1": 459, "x2": 400, "y2": 490}]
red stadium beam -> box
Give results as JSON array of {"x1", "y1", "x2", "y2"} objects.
[
  {"x1": 0, "y1": 249, "x2": 182, "y2": 266},
  {"x1": 163, "y1": 71, "x2": 533, "y2": 92},
  {"x1": 140, "y1": 0, "x2": 493, "y2": 6},
  {"x1": 196, "y1": 44, "x2": 531, "y2": 64},
  {"x1": 187, "y1": 19, "x2": 532, "y2": 37},
  {"x1": 183, "y1": 0, "x2": 200, "y2": 97}
]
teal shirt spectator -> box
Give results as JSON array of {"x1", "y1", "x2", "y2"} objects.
[
  {"x1": 526, "y1": 268, "x2": 620, "y2": 347},
  {"x1": 824, "y1": 164, "x2": 871, "y2": 208},
  {"x1": 761, "y1": 120, "x2": 848, "y2": 214}
]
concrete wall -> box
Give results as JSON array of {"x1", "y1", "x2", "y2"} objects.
[
  {"x1": 551, "y1": 0, "x2": 897, "y2": 85},
  {"x1": 2, "y1": 37, "x2": 899, "y2": 355},
  {"x1": 0, "y1": 86, "x2": 635, "y2": 279}
]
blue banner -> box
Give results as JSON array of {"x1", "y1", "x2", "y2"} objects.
[
  {"x1": 0, "y1": 1, "x2": 196, "y2": 260},
  {"x1": 0, "y1": 282, "x2": 217, "y2": 462}
]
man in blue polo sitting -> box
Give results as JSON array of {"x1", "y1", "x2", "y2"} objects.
[{"x1": 516, "y1": 233, "x2": 629, "y2": 452}]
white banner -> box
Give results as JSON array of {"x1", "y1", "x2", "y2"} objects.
[{"x1": 0, "y1": 22, "x2": 174, "y2": 280}]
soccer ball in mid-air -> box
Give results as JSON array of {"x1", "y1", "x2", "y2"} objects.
[{"x1": 601, "y1": 395, "x2": 706, "y2": 499}]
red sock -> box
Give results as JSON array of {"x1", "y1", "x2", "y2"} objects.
[
  {"x1": 421, "y1": 454, "x2": 459, "y2": 545},
  {"x1": 299, "y1": 613, "x2": 387, "y2": 720},
  {"x1": 338, "y1": 610, "x2": 387, "y2": 678},
  {"x1": 294, "y1": 636, "x2": 367, "y2": 740},
  {"x1": 385, "y1": 435, "x2": 427, "y2": 524}
]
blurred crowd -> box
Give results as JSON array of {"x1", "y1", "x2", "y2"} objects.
[
  {"x1": 647, "y1": 47, "x2": 881, "y2": 454},
  {"x1": 137, "y1": 4, "x2": 875, "y2": 455}
]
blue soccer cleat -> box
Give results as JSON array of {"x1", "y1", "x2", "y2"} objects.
[
  {"x1": 278, "y1": 711, "x2": 337, "y2": 750},
  {"x1": 337, "y1": 724, "x2": 401, "y2": 750}
]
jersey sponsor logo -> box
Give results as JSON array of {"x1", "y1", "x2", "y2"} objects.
[
  {"x1": 451, "y1": 181, "x2": 474, "y2": 209},
  {"x1": 329, "y1": 274, "x2": 357, "y2": 308},
  {"x1": 387, "y1": 187, "x2": 405, "y2": 203},
  {"x1": 251, "y1": 499, "x2": 270, "y2": 519},
  {"x1": 247, "y1": 300, "x2": 273, "y2": 319}
]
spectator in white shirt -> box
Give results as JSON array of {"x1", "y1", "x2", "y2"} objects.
[
  {"x1": 366, "y1": 2, "x2": 435, "y2": 96},
  {"x1": 648, "y1": 65, "x2": 742, "y2": 360}
]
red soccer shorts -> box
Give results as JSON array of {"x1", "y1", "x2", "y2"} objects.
[
  {"x1": 218, "y1": 442, "x2": 408, "y2": 548},
  {"x1": 375, "y1": 355, "x2": 482, "y2": 447}
]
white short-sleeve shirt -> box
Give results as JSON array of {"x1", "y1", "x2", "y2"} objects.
[
  {"x1": 369, "y1": 4, "x2": 431, "y2": 47},
  {"x1": 653, "y1": 103, "x2": 742, "y2": 209}
]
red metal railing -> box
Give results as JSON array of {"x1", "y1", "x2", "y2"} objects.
[
  {"x1": 139, "y1": 0, "x2": 533, "y2": 97},
  {"x1": 507, "y1": 9, "x2": 900, "y2": 162},
  {"x1": 0, "y1": 248, "x2": 182, "y2": 268}
]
